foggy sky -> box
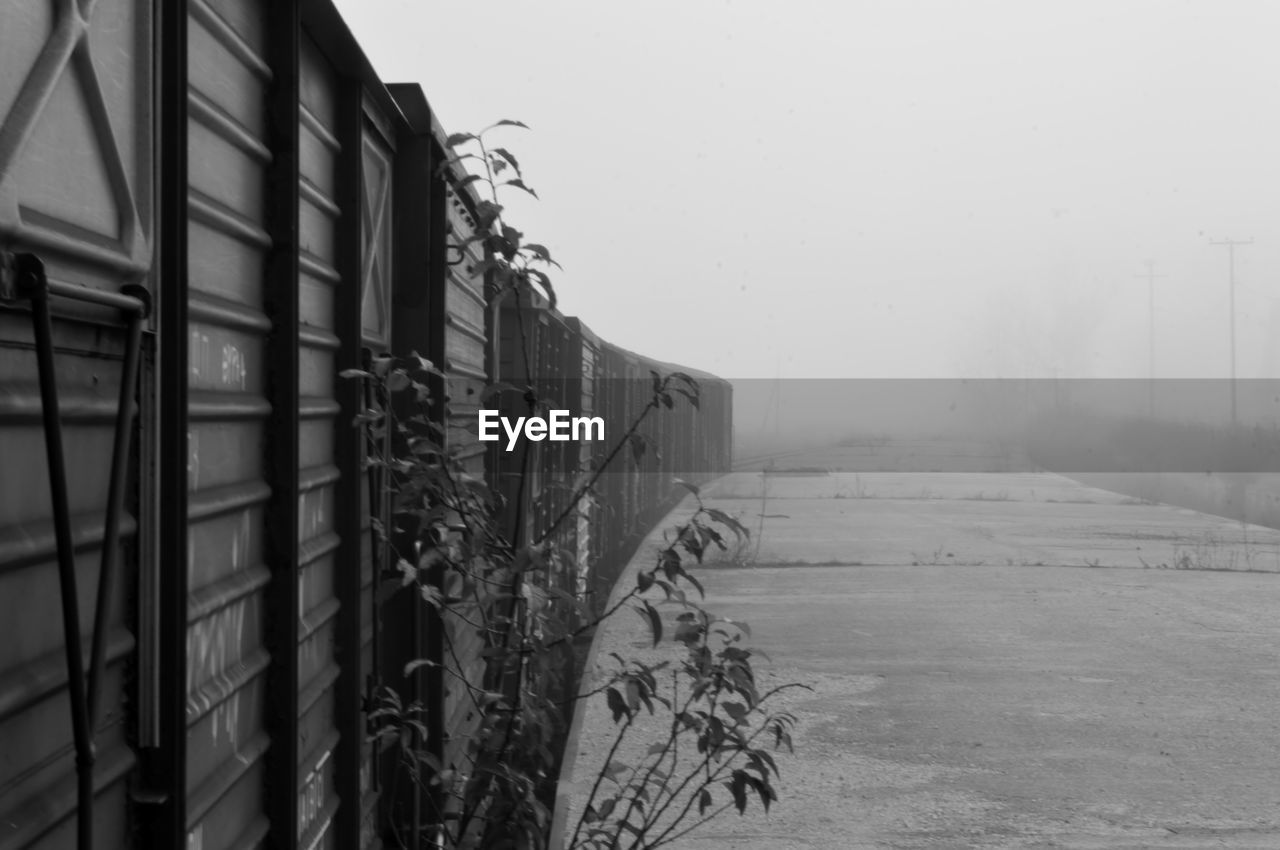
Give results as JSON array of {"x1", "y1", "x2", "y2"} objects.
[{"x1": 334, "y1": 0, "x2": 1280, "y2": 381}]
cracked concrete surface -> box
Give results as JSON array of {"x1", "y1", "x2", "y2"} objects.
[{"x1": 553, "y1": 447, "x2": 1280, "y2": 849}]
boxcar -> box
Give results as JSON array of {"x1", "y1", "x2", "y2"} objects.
[{"x1": 0, "y1": 2, "x2": 731, "y2": 848}]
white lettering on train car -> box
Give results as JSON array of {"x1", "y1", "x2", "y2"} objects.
[
  {"x1": 299, "y1": 749, "x2": 333, "y2": 845},
  {"x1": 189, "y1": 331, "x2": 209, "y2": 381},
  {"x1": 298, "y1": 488, "x2": 328, "y2": 543},
  {"x1": 189, "y1": 331, "x2": 249, "y2": 389},
  {"x1": 221, "y1": 342, "x2": 246, "y2": 389}
]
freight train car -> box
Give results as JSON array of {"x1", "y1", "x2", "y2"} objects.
[
  {"x1": 0, "y1": 2, "x2": 731, "y2": 849},
  {"x1": 489, "y1": 307, "x2": 735, "y2": 612},
  {"x1": 587, "y1": 342, "x2": 734, "y2": 603}
]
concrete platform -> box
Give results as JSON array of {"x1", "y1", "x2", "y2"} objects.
[{"x1": 554, "y1": 448, "x2": 1280, "y2": 849}]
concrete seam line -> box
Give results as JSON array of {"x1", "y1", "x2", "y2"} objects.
[{"x1": 546, "y1": 486, "x2": 715, "y2": 850}]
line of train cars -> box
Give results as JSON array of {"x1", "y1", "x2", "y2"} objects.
[
  {"x1": 492, "y1": 294, "x2": 734, "y2": 597},
  {"x1": 0, "y1": 2, "x2": 731, "y2": 849}
]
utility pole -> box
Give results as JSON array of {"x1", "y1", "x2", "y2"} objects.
[
  {"x1": 1210, "y1": 238, "x2": 1252, "y2": 425},
  {"x1": 1135, "y1": 260, "x2": 1160, "y2": 418}
]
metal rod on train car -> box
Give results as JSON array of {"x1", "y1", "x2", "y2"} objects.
[
  {"x1": 15, "y1": 253, "x2": 96, "y2": 850},
  {"x1": 87, "y1": 285, "x2": 151, "y2": 729},
  {"x1": 44, "y1": 278, "x2": 150, "y2": 315}
]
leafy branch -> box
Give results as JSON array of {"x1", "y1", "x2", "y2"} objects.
[{"x1": 344, "y1": 122, "x2": 804, "y2": 850}]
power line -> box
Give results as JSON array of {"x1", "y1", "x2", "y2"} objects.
[{"x1": 1210, "y1": 238, "x2": 1253, "y2": 424}]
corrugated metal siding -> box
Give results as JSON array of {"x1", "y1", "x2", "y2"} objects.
[
  {"x1": 0, "y1": 0, "x2": 153, "y2": 844},
  {"x1": 183, "y1": 1, "x2": 273, "y2": 848},
  {"x1": 296, "y1": 33, "x2": 345, "y2": 850},
  {"x1": 623, "y1": 350, "x2": 646, "y2": 538},
  {"x1": 570, "y1": 325, "x2": 600, "y2": 589},
  {"x1": 592, "y1": 342, "x2": 626, "y2": 599},
  {"x1": 443, "y1": 184, "x2": 488, "y2": 474},
  {"x1": 438, "y1": 180, "x2": 489, "y2": 788}
]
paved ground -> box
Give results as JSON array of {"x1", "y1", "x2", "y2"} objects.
[{"x1": 554, "y1": 446, "x2": 1280, "y2": 849}]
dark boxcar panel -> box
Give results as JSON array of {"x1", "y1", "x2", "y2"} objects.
[
  {"x1": 355, "y1": 94, "x2": 397, "y2": 850},
  {"x1": 563, "y1": 317, "x2": 602, "y2": 593},
  {"x1": 592, "y1": 341, "x2": 627, "y2": 598},
  {"x1": 442, "y1": 180, "x2": 490, "y2": 475},
  {"x1": 295, "y1": 32, "x2": 346, "y2": 850},
  {"x1": 183, "y1": 1, "x2": 275, "y2": 848},
  {"x1": 494, "y1": 293, "x2": 583, "y2": 550},
  {"x1": 358, "y1": 104, "x2": 394, "y2": 354},
  {"x1": 586, "y1": 341, "x2": 738, "y2": 604},
  {"x1": 375, "y1": 82, "x2": 442, "y2": 846},
  {"x1": 0, "y1": 0, "x2": 153, "y2": 846},
  {"x1": 438, "y1": 173, "x2": 492, "y2": 796}
]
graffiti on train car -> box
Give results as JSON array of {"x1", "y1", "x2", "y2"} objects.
[
  {"x1": 188, "y1": 328, "x2": 250, "y2": 390},
  {"x1": 358, "y1": 758, "x2": 379, "y2": 848},
  {"x1": 185, "y1": 593, "x2": 260, "y2": 755},
  {"x1": 298, "y1": 483, "x2": 333, "y2": 543},
  {"x1": 188, "y1": 430, "x2": 199, "y2": 490},
  {"x1": 299, "y1": 749, "x2": 333, "y2": 847},
  {"x1": 186, "y1": 600, "x2": 249, "y2": 696},
  {"x1": 208, "y1": 687, "x2": 242, "y2": 750}
]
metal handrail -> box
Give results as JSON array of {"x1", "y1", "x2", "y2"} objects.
[
  {"x1": 2, "y1": 251, "x2": 150, "y2": 850},
  {"x1": 45, "y1": 278, "x2": 150, "y2": 316}
]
